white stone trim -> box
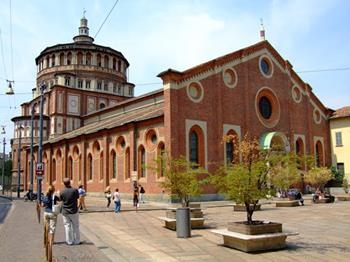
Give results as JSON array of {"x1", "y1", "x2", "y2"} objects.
[
  {"x1": 254, "y1": 86, "x2": 281, "y2": 128},
  {"x1": 313, "y1": 136, "x2": 325, "y2": 165},
  {"x1": 186, "y1": 81, "x2": 204, "y2": 103},
  {"x1": 313, "y1": 108, "x2": 322, "y2": 124},
  {"x1": 185, "y1": 119, "x2": 208, "y2": 169},
  {"x1": 223, "y1": 124, "x2": 241, "y2": 165},
  {"x1": 292, "y1": 85, "x2": 302, "y2": 103},
  {"x1": 259, "y1": 54, "x2": 274, "y2": 78},
  {"x1": 222, "y1": 67, "x2": 238, "y2": 89}
]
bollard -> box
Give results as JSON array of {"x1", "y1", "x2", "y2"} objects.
[{"x1": 176, "y1": 207, "x2": 191, "y2": 238}]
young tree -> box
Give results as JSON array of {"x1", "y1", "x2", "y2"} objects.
[
  {"x1": 156, "y1": 155, "x2": 206, "y2": 207},
  {"x1": 210, "y1": 135, "x2": 300, "y2": 224},
  {"x1": 304, "y1": 166, "x2": 334, "y2": 191}
]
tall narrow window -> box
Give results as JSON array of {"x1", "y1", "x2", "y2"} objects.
[
  {"x1": 226, "y1": 141, "x2": 234, "y2": 165},
  {"x1": 112, "y1": 151, "x2": 117, "y2": 179},
  {"x1": 51, "y1": 55, "x2": 55, "y2": 67},
  {"x1": 100, "y1": 152, "x2": 104, "y2": 181},
  {"x1": 65, "y1": 77, "x2": 70, "y2": 86},
  {"x1": 138, "y1": 146, "x2": 146, "y2": 178},
  {"x1": 315, "y1": 141, "x2": 323, "y2": 167},
  {"x1": 88, "y1": 154, "x2": 93, "y2": 180},
  {"x1": 97, "y1": 54, "x2": 101, "y2": 67},
  {"x1": 86, "y1": 80, "x2": 91, "y2": 89},
  {"x1": 190, "y1": 131, "x2": 198, "y2": 164},
  {"x1": 335, "y1": 132, "x2": 343, "y2": 146},
  {"x1": 112, "y1": 58, "x2": 116, "y2": 70},
  {"x1": 118, "y1": 61, "x2": 121, "y2": 71},
  {"x1": 59, "y1": 53, "x2": 64, "y2": 65},
  {"x1": 157, "y1": 142, "x2": 165, "y2": 178},
  {"x1": 104, "y1": 55, "x2": 109, "y2": 68},
  {"x1": 68, "y1": 156, "x2": 73, "y2": 180},
  {"x1": 78, "y1": 80, "x2": 83, "y2": 89},
  {"x1": 52, "y1": 159, "x2": 56, "y2": 182},
  {"x1": 67, "y1": 52, "x2": 72, "y2": 65},
  {"x1": 97, "y1": 82, "x2": 102, "y2": 90},
  {"x1": 86, "y1": 52, "x2": 92, "y2": 65},
  {"x1": 77, "y1": 52, "x2": 83, "y2": 64},
  {"x1": 337, "y1": 163, "x2": 345, "y2": 177},
  {"x1": 125, "y1": 147, "x2": 130, "y2": 179}
]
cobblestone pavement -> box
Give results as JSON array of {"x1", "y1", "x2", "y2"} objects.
[
  {"x1": 79, "y1": 198, "x2": 350, "y2": 262},
  {"x1": 0, "y1": 197, "x2": 110, "y2": 262}
]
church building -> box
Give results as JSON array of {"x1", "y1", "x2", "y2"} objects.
[{"x1": 11, "y1": 16, "x2": 332, "y2": 199}]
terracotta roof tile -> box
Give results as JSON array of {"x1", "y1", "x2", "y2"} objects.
[{"x1": 331, "y1": 106, "x2": 350, "y2": 119}]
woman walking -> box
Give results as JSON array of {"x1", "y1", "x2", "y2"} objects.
[
  {"x1": 78, "y1": 184, "x2": 87, "y2": 211},
  {"x1": 42, "y1": 185, "x2": 60, "y2": 245},
  {"x1": 105, "y1": 186, "x2": 112, "y2": 208}
]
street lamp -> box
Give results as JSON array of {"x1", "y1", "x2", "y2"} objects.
[
  {"x1": 1, "y1": 126, "x2": 5, "y2": 195},
  {"x1": 5, "y1": 80, "x2": 15, "y2": 95},
  {"x1": 29, "y1": 105, "x2": 35, "y2": 199},
  {"x1": 37, "y1": 82, "x2": 46, "y2": 204},
  {"x1": 17, "y1": 124, "x2": 24, "y2": 198}
]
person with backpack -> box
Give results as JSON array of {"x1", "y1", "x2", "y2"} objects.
[{"x1": 42, "y1": 185, "x2": 60, "y2": 245}]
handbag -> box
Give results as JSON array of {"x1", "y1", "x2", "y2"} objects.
[{"x1": 52, "y1": 195, "x2": 61, "y2": 215}]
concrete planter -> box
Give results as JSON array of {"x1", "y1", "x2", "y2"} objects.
[
  {"x1": 233, "y1": 204, "x2": 261, "y2": 212},
  {"x1": 337, "y1": 195, "x2": 350, "y2": 201},
  {"x1": 212, "y1": 221, "x2": 297, "y2": 252},
  {"x1": 228, "y1": 221, "x2": 282, "y2": 235},
  {"x1": 275, "y1": 200, "x2": 299, "y2": 207}
]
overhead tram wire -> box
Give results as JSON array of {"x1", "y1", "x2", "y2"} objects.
[
  {"x1": 94, "y1": 0, "x2": 119, "y2": 39},
  {"x1": 9, "y1": 0, "x2": 16, "y2": 109},
  {"x1": 296, "y1": 67, "x2": 350, "y2": 74},
  {"x1": 0, "y1": 29, "x2": 8, "y2": 79}
]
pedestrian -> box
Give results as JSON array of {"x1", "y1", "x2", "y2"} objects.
[
  {"x1": 139, "y1": 185, "x2": 145, "y2": 203},
  {"x1": 113, "y1": 188, "x2": 121, "y2": 213},
  {"x1": 105, "y1": 186, "x2": 112, "y2": 208},
  {"x1": 42, "y1": 185, "x2": 60, "y2": 245},
  {"x1": 60, "y1": 178, "x2": 80, "y2": 245},
  {"x1": 78, "y1": 184, "x2": 87, "y2": 211},
  {"x1": 133, "y1": 185, "x2": 139, "y2": 209},
  {"x1": 295, "y1": 191, "x2": 304, "y2": 206}
]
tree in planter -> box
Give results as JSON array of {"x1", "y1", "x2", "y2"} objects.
[
  {"x1": 210, "y1": 135, "x2": 300, "y2": 225},
  {"x1": 155, "y1": 155, "x2": 206, "y2": 207},
  {"x1": 269, "y1": 153, "x2": 301, "y2": 198},
  {"x1": 304, "y1": 166, "x2": 334, "y2": 191}
]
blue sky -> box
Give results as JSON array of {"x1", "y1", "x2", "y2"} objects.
[{"x1": 0, "y1": 0, "x2": 349, "y2": 153}]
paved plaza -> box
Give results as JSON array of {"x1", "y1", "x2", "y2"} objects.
[
  {"x1": 1, "y1": 196, "x2": 350, "y2": 261},
  {"x1": 79, "y1": 197, "x2": 350, "y2": 262}
]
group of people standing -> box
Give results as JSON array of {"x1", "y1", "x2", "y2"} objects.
[
  {"x1": 42, "y1": 178, "x2": 81, "y2": 246},
  {"x1": 104, "y1": 183, "x2": 146, "y2": 212}
]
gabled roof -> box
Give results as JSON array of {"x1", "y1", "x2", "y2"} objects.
[
  {"x1": 44, "y1": 102, "x2": 164, "y2": 145},
  {"x1": 330, "y1": 106, "x2": 350, "y2": 119}
]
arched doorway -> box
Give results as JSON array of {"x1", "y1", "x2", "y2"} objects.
[{"x1": 260, "y1": 132, "x2": 290, "y2": 152}]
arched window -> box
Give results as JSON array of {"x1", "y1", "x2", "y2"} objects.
[
  {"x1": 77, "y1": 52, "x2": 83, "y2": 65},
  {"x1": 86, "y1": 52, "x2": 92, "y2": 65},
  {"x1": 99, "y1": 103, "x2": 106, "y2": 109},
  {"x1": 52, "y1": 159, "x2": 56, "y2": 182},
  {"x1": 67, "y1": 52, "x2": 72, "y2": 65},
  {"x1": 59, "y1": 53, "x2": 64, "y2": 65},
  {"x1": 189, "y1": 125, "x2": 204, "y2": 168},
  {"x1": 315, "y1": 141, "x2": 323, "y2": 167},
  {"x1": 68, "y1": 156, "x2": 73, "y2": 180},
  {"x1": 112, "y1": 58, "x2": 117, "y2": 70},
  {"x1": 190, "y1": 132, "x2": 198, "y2": 164},
  {"x1": 118, "y1": 60, "x2": 121, "y2": 72},
  {"x1": 104, "y1": 55, "x2": 109, "y2": 68},
  {"x1": 88, "y1": 154, "x2": 93, "y2": 180},
  {"x1": 51, "y1": 54, "x2": 55, "y2": 67},
  {"x1": 46, "y1": 56, "x2": 50, "y2": 68},
  {"x1": 138, "y1": 145, "x2": 146, "y2": 178},
  {"x1": 100, "y1": 152, "x2": 104, "y2": 181},
  {"x1": 295, "y1": 138, "x2": 305, "y2": 169},
  {"x1": 125, "y1": 147, "x2": 130, "y2": 179},
  {"x1": 111, "y1": 150, "x2": 117, "y2": 179},
  {"x1": 225, "y1": 130, "x2": 238, "y2": 165},
  {"x1": 157, "y1": 142, "x2": 165, "y2": 178},
  {"x1": 97, "y1": 54, "x2": 102, "y2": 67}
]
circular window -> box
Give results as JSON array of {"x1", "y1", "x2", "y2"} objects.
[
  {"x1": 259, "y1": 55, "x2": 273, "y2": 78},
  {"x1": 187, "y1": 82, "x2": 204, "y2": 103},
  {"x1": 255, "y1": 87, "x2": 280, "y2": 128},
  {"x1": 116, "y1": 136, "x2": 126, "y2": 155},
  {"x1": 145, "y1": 129, "x2": 158, "y2": 151},
  {"x1": 292, "y1": 86, "x2": 302, "y2": 103},
  {"x1": 259, "y1": 96, "x2": 272, "y2": 119},
  {"x1": 313, "y1": 109, "x2": 322, "y2": 124},
  {"x1": 222, "y1": 68, "x2": 238, "y2": 88}
]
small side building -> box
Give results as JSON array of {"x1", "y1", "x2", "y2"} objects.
[{"x1": 330, "y1": 106, "x2": 350, "y2": 182}]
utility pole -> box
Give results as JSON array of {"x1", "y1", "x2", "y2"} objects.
[
  {"x1": 17, "y1": 125, "x2": 23, "y2": 198},
  {"x1": 29, "y1": 106, "x2": 35, "y2": 199},
  {"x1": 37, "y1": 83, "x2": 46, "y2": 203}
]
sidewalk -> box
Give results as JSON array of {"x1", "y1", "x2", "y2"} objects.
[{"x1": 0, "y1": 197, "x2": 110, "y2": 262}]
